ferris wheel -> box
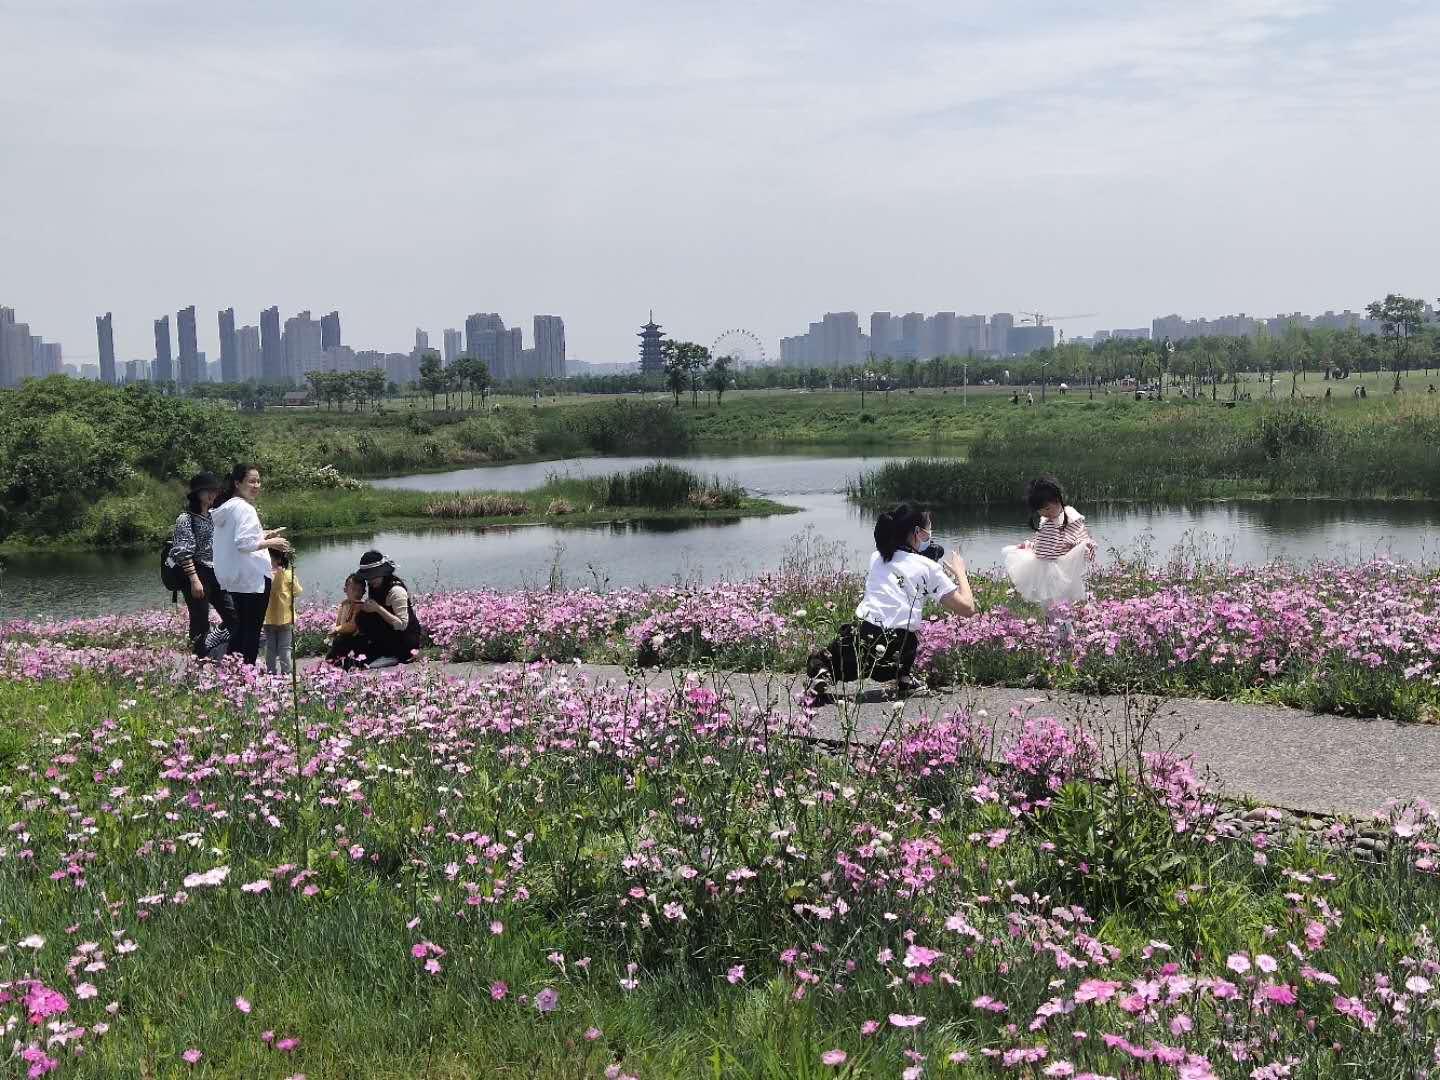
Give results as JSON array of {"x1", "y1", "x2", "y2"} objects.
[{"x1": 710, "y1": 329, "x2": 768, "y2": 368}]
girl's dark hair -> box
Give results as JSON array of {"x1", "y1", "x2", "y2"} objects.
[
  {"x1": 185, "y1": 490, "x2": 207, "y2": 514},
  {"x1": 218, "y1": 463, "x2": 260, "y2": 505},
  {"x1": 1025, "y1": 476, "x2": 1065, "y2": 512},
  {"x1": 269, "y1": 546, "x2": 292, "y2": 569},
  {"x1": 344, "y1": 573, "x2": 366, "y2": 592},
  {"x1": 1026, "y1": 476, "x2": 1067, "y2": 528},
  {"x1": 874, "y1": 504, "x2": 931, "y2": 562}
]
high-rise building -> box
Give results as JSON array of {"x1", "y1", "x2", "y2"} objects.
[
  {"x1": 957, "y1": 315, "x2": 987, "y2": 355},
  {"x1": 506, "y1": 327, "x2": 523, "y2": 379},
  {"x1": 989, "y1": 313, "x2": 1014, "y2": 357},
  {"x1": 1008, "y1": 325, "x2": 1054, "y2": 356},
  {"x1": 415, "y1": 328, "x2": 429, "y2": 353},
  {"x1": 260, "y1": 306, "x2": 283, "y2": 383},
  {"x1": 176, "y1": 305, "x2": 199, "y2": 386},
  {"x1": 321, "y1": 310, "x2": 341, "y2": 350},
  {"x1": 929, "y1": 312, "x2": 957, "y2": 358},
  {"x1": 1, "y1": 320, "x2": 32, "y2": 387},
  {"x1": 218, "y1": 308, "x2": 238, "y2": 384},
  {"x1": 283, "y1": 310, "x2": 323, "y2": 383},
  {"x1": 124, "y1": 359, "x2": 142, "y2": 383},
  {"x1": 153, "y1": 315, "x2": 173, "y2": 384},
  {"x1": 868, "y1": 312, "x2": 894, "y2": 360},
  {"x1": 820, "y1": 312, "x2": 861, "y2": 368},
  {"x1": 96, "y1": 312, "x2": 116, "y2": 384},
  {"x1": 235, "y1": 325, "x2": 262, "y2": 382},
  {"x1": 533, "y1": 315, "x2": 566, "y2": 379},
  {"x1": 638, "y1": 313, "x2": 665, "y2": 374},
  {"x1": 898, "y1": 313, "x2": 925, "y2": 361},
  {"x1": 443, "y1": 328, "x2": 463, "y2": 366}
]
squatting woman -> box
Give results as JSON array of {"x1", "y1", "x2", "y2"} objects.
[{"x1": 806, "y1": 504, "x2": 977, "y2": 703}]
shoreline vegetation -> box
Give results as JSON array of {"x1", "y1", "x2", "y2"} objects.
[
  {"x1": 0, "y1": 463, "x2": 794, "y2": 554},
  {"x1": 3, "y1": 378, "x2": 1440, "y2": 553}
]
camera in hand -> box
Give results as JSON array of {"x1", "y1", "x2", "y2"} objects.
[{"x1": 917, "y1": 542, "x2": 945, "y2": 561}]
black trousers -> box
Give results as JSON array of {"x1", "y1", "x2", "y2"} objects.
[
  {"x1": 807, "y1": 621, "x2": 919, "y2": 685},
  {"x1": 227, "y1": 579, "x2": 272, "y2": 666},
  {"x1": 183, "y1": 564, "x2": 237, "y2": 658}
]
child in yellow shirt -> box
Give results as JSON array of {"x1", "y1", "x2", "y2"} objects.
[{"x1": 264, "y1": 550, "x2": 303, "y2": 674}]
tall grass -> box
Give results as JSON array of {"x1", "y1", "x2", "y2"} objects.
[{"x1": 850, "y1": 398, "x2": 1440, "y2": 505}]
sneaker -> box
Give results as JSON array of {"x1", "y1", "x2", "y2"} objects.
[
  {"x1": 897, "y1": 675, "x2": 931, "y2": 699},
  {"x1": 803, "y1": 669, "x2": 834, "y2": 706}
]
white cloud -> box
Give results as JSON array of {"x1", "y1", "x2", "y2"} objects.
[{"x1": 0, "y1": 0, "x2": 1436, "y2": 361}]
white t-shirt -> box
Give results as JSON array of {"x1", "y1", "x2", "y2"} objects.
[
  {"x1": 854, "y1": 550, "x2": 958, "y2": 632},
  {"x1": 210, "y1": 497, "x2": 274, "y2": 594}
]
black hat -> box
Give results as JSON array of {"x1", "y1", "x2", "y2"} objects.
[
  {"x1": 357, "y1": 550, "x2": 395, "y2": 577},
  {"x1": 188, "y1": 471, "x2": 221, "y2": 495}
]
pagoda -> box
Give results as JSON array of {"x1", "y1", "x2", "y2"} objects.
[{"x1": 638, "y1": 311, "x2": 666, "y2": 374}]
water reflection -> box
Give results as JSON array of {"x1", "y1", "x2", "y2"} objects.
[{"x1": 3, "y1": 453, "x2": 1438, "y2": 621}]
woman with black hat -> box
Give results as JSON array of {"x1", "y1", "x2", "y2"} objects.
[
  {"x1": 352, "y1": 550, "x2": 423, "y2": 668},
  {"x1": 168, "y1": 471, "x2": 237, "y2": 659}
]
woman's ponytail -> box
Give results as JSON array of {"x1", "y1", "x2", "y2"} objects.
[{"x1": 874, "y1": 504, "x2": 930, "y2": 562}]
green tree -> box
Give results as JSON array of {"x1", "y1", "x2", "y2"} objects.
[
  {"x1": 1366, "y1": 294, "x2": 1426, "y2": 393},
  {"x1": 660, "y1": 340, "x2": 710, "y2": 407},
  {"x1": 418, "y1": 352, "x2": 445, "y2": 411},
  {"x1": 707, "y1": 354, "x2": 734, "y2": 405}
]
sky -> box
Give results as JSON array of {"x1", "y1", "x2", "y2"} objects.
[{"x1": 2, "y1": 0, "x2": 1438, "y2": 365}]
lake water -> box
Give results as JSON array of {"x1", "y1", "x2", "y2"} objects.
[{"x1": 3, "y1": 451, "x2": 1438, "y2": 620}]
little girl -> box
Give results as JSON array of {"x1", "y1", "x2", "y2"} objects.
[
  {"x1": 1003, "y1": 476, "x2": 1096, "y2": 624},
  {"x1": 325, "y1": 574, "x2": 367, "y2": 667},
  {"x1": 263, "y1": 549, "x2": 302, "y2": 674}
]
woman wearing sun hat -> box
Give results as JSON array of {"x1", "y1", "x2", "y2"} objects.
[
  {"x1": 351, "y1": 549, "x2": 423, "y2": 668},
  {"x1": 167, "y1": 471, "x2": 237, "y2": 658}
]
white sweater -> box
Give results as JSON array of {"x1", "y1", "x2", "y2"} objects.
[{"x1": 210, "y1": 498, "x2": 273, "y2": 594}]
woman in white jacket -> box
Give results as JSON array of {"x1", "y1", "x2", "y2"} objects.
[{"x1": 211, "y1": 463, "x2": 292, "y2": 665}]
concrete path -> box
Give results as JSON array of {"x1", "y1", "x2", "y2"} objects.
[{"x1": 347, "y1": 660, "x2": 1440, "y2": 819}]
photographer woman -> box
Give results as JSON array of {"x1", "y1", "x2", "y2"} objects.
[{"x1": 806, "y1": 504, "x2": 976, "y2": 704}]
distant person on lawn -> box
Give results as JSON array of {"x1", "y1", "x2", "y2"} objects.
[{"x1": 350, "y1": 550, "x2": 424, "y2": 668}]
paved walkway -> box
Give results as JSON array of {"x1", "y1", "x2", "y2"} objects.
[{"x1": 323, "y1": 659, "x2": 1440, "y2": 819}]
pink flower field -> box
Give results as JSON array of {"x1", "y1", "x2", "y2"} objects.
[
  {"x1": 6, "y1": 557, "x2": 1439, "y2": 719},
  {"x1": 1, "y1": 640, "x2": 1439, "y2": 1076}
]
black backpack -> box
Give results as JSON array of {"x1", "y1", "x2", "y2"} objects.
[{"x1": 160, "y1": 539, "x2": 188, "y2": 597}]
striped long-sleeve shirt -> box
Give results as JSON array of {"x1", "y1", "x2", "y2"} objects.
[
  {"x1": 169, "y1": 511, "x2": 215, "y2": 575},
  {"x1": 1032, "y1": 506, "x2": 1092, "y2": 560}
]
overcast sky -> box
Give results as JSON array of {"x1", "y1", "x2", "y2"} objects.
[{"x1": 2, "y1": 0, "x2": 1437, "y2": 365}]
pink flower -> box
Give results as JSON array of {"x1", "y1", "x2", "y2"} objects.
[
  {"x1": 860, "y1": 1020, "x2": 880, "y2": 1036},
  {"x1": 726, "y1": 965, "x2": 745, "y2": 985},
  {"x1": 902, "y1": 944, "x2": 943, "y2": 969},
  {"x1": 411, "y1": 943, "x2": 428, "y2": 959},
  {"x1": 23, "y1": 984, "x2": 69, "y2": 1024},
  {"x1": 535, "y1": 987, "x2": 559, "y2": 1013},
  {"x1": 1406, "y1": 975, "x2": 1433, "y2": 994},
  {"x1": 1226, "y1": 953, "x2": 1251, "y2": 975},
  {"x1": 75, "y1": 983, "x2": 98, "y2": 1000},
  {"x1": 584, "y1": 1027, "x2": 603, "y2": 1041},
  {"x1": 889, "y1": 1013, "x2": 926, "y2": 1028},
  {"x1": 235, "y1": 996, "x2": 252, "y2": 1013},
  {"x1": 182, "y1": 1049, "x2": 203, "y2": 1065},
  {"x1": 489, "y1": 981, "x2": 508, "y2": 1001},
  {"x1": 424, "y1": 959, "x2": 442, "y2": 975},
  {"x1": 276, "y1": 1036, "x2": 300, "y2": 1052},
  {"x1": 1256, "y1": 954, "x2": 1278, "y2": 973},
  {"x1": 821, "y1": 1049, "x2": 848, "y2": 1066}
]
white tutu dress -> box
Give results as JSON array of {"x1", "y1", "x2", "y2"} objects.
[{"x1": 1003, "y1": 506, "x2": 1094, "y2": 606}]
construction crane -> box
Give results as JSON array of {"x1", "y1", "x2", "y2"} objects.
[{"x1": 1019, "y1": 311, "x2": 1098, "y2": 327}]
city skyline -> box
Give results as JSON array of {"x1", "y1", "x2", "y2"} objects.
[{"x1": 3, "y1": 2, "x2": 1437, "y2": 367}]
